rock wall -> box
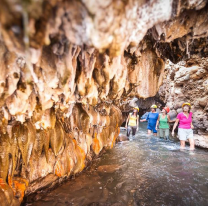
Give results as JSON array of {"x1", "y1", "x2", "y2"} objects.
[
  {"x1": 0, "y1": 0, "x2": 208, "y2": 205},
  {"x1": 159, "y1": 56, "x2": 208, "y2": 148},
  {"x1": 0, "y1": 36, "x2": 165, "y2": 206},
  {"x1": 0, "y1": 102, "x2": 122, "y2": 205}
]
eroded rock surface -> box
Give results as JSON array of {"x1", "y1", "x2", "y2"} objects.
[
  {"x1": 0, "y1": 0, "x2": 208, "y2": 205},
  {"x1": 159, "y1": 57, "x2": 208, "y2": 148}
]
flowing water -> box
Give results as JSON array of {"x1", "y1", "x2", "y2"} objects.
[{"x1": 24, "y1": 123, "x2": 208, "y2": 206}]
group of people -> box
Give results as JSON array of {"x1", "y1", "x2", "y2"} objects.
[{"x1": 125, "y1": 103, "x2": 195, "y2": 150}]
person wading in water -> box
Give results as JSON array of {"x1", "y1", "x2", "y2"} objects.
[
  {"x1": 172, "y1": 103, "x2": 195, "y2": 150},
  {"x1": 125, "y1": 107, "x2": 139, "y2": 139},
  {"x1": 140, "y1": 105, "x2": 159, "y2": 136},
  {"x1": 155, "y1": 107, "x2": 173, "y2": 140}
]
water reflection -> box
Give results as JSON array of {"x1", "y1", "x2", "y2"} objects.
[{"x1": 23, "y1": 123, "x2": 208, "y2": 206}]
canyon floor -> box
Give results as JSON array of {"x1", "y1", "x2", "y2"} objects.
[{"x1": 23, "y1": 123, "x2": 208, "y2": 206}]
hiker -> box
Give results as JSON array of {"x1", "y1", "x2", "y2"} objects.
[
  {"x1": 140, "y1": 105, "x2": 159, "y2": 136},
  {"x1": 172, "y1": 103, "x2": 195, "y2": 150},
  {"x1": 156, "y1": 107, "x2": 173, "y2": 140},
  {"x1": 125, "y1": 107, "x2": 139, "y2": 138}
]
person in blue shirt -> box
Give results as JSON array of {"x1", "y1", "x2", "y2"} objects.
[{"x1": 140, "y1": 105, "x2": 159, "y2": 136}]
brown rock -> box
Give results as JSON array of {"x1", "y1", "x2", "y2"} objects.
[
  {"x1": 193, "y1": 134, "x2": 208, "y2": 149},
  {"x1": 198, "y1": 97, "x2": 208, "y2": 107},
  {"x1": 116, "y1": 134, "x2": 129, "y2": 142},
  {"x1": 168, "y1": 110, "x2": 177, "y2": 121},
  {"x1": 26, "y1": 174, "x2": 58, "y2": 195},
  {"x1": 159, "y1": 56, "x2": 208, "y2": 147},
  {"x1": 97, "y1": 164, "x2": 121, "y2": 175},
  {"x1": 0, "y1": 1, "x2": 208, "y2": 205}
]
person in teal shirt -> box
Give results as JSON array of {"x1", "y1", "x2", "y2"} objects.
[{"x1": 156, "y1": 107, "x2": 173, "y2": 140}]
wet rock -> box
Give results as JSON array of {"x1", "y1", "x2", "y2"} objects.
[
  {"x1": 97, "y1": 165, "x2": 121, "y2": 175},
  {"x1": 9, "y1": 177, "x2": 28, "y2": 202},
  {"x1": 193, "y1": 134, "x2": 208, "y2": 149},
  {"x1": 26, "y1": 174, "x2": 58, "y2": 195},
  {"x1": 0, "y1": 178, "x2": 20, "y2": 206},
  {"x1": 50, "y1": 120, "x2": 65, "y2": 156},
  {"x1": 0, "y1": 0, "x2": 208, "y2": 204},
  {"x1": 116, "y1": 134, "x2": 129, "y2": 142}
]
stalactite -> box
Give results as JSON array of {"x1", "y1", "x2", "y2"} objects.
[{"x1": 0, "y1": 1, "x2": 208, "y2": 205}]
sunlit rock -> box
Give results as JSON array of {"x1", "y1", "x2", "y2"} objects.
[
  {"x1": 159, "y1": 57, "x2": 208, "y2": 147},
  {"x1": 0, "y1": 0, "x2": 208, "y2": 205}
]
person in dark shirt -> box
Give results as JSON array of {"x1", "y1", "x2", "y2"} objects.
[{"x1": 140, "y1": 105, "x2": 159, "y2": 136}]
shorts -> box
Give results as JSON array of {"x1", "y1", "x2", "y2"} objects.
[
  {"x1": 147, "y1": 125, "x2": 157, "y2": 133},
  {"x1": 178, "y1": 128, "x2": 193, "y2": 141}
]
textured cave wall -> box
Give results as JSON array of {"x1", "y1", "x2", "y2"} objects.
[
  {"x1": 0, "y1": 37, "x2": 165, "y2": 205},
  {"x1": 158, "y1": 57, "x2": 208, "y2": 148},
  {"x1": 1, "y1": 0, "x2": 208, "y2": 57},
  {"x1": 0, "y1": 101, "x2": 122, "y2": 205},
  {"x1": 0, "y1": 0, "x2": 208, "y2": 205},
  {"x1": 151, "y1": 3, "x2": 208, "y2": 63}
]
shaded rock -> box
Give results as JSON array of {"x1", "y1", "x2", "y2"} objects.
[
  {"x1": 120, "y1": 127, "x2": 127, "y2": 131},
  {"x1": 141, "y1": 112, "x2": 149, "y2": 120},
  {"x1": 26, "y1": 174, "x2": 58, "y2": 195},
  {"x1": 168, "y1": 110, "x2": 177, "y2": 121}
]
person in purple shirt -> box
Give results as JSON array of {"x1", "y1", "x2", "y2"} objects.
[{"x1": 172, "y1": 102, "x2": 195, "y2": 150}]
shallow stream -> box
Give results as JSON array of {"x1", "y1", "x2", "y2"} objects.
[{"x1": 24, "y1": 123, "x2": 208, "y2": 206}]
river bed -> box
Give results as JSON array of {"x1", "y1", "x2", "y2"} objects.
[{"x1": 23, "y1": 123, "x2": 208, "y2": 206}]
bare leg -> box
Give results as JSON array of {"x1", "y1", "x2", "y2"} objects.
[
  {"x1": 147, "y1": 130, "x2": 152, "y2": 135},
  {"x1": 180, "y1": 140, "x2": 185, "y2": 149},
  {"x1": 153, "y1": 133, "x2": 157, "y2": 136},
  {"x1": 189, "y1": 138, "x2": 195, "y2": 150}
]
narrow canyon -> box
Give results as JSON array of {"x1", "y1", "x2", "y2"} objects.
[{"x1": 0, "y1": 0, "x2": 208, "y2": 205}]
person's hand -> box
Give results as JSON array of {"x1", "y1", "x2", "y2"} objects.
[
  {"x1": 136, "y1": 128, "x2": 139, "y2": 132},
  {"x1": 155, "y1": 127, "x2": 157, "y2": 131},
  {"x1": 191, "y1": 125, "x2": 194, "y2": 129},
  {"x1": 172, "y1": 131, "x2": 174, "y2": 136},
  {"x1": 125, "y1": 125, "x2": 127, "y2": 129}
]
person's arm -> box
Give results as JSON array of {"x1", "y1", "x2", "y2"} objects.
[
  {"x1": 191, "y1": 122, "x2": 194, "y2": 129},
  {"x1": 172, "y1": 119, "x2": 179, "y2": 136},
  {"x1": 140, "y1": 113, "x2": 149, "y2": 122},
  {"x1": 167, "y1": 115, "x2": 175, "y2": 122},
  {"x1": 125, "y1": 114, "x2": 130, "y2": 128},
  {"x1": 155, "y1": 115, "x2": 160, "y2": 130}
]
